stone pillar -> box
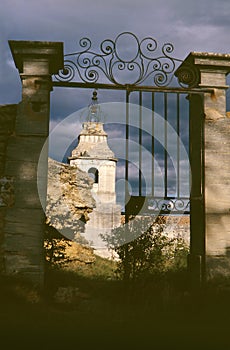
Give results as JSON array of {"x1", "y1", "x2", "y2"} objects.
[
  {"x1": 0, "y1": 105, "x2": 17, "y2": 273},
  {"x1": 3, "y1": 41, "x2": 63, "y2": 286},
  {"x1": 177, "y1": 52, "x2": 230, "y2": 279}
]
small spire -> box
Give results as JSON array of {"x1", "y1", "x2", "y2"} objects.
[
  {"x1": 87, "y1": 89, "x2": 101, "y2": 122},
  {"x1": 92, "y1": 90, "x2": 97, "y2": 102}
]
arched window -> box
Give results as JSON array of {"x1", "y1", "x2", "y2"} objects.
[{"x1": 88, "y1": 167, "x2": 99, "y2": 183}]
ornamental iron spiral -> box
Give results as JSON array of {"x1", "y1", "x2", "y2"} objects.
[
  {"x1": 54, "y1": 32, "x2": 190, "y2": 87},
  {"x1": 175, "y1": 64, "x2": 200, "y2": 88},
  {"x1": 147, "y1": 197, "x2": 190, "y2": 214}
]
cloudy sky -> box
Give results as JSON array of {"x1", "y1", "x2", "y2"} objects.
[
  {"x1": 1, "y1": 0, "x2": 230, "y2": 104},
  {"x1": 1, "y1": 0, "x2": 230, "y2": 208}
]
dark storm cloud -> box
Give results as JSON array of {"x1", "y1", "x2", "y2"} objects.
[
  {"x1": 1, "y1": 0, "x2": 230, "y2": 107},
  {"x1": 168, "y1": 0, "x2": 230, "y2": 27},
  {"x1": 0, "y1": 0, "x2": 229, "y2": 201}
]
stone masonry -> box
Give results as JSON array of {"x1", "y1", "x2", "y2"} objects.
[
  {"x1": 0, "y1": 105, "x2": 17, "y2": 273},
  {"x1": 46, "y1": 157, "x2": 95, "y2": 240},
  {"x1": 1, "y1": 41, "x2": 63, "y2": 286},
  {"x1": 179, "y1": 52, "x2": 230, "y2": 278}
]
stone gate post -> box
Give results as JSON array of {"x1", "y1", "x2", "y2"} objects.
[
  {"x1": 178, "y1": 52, "x2": 230, "y2": 279},
  {"x1": 3, "y1": 41, "x2": 63, "y2": 286}
]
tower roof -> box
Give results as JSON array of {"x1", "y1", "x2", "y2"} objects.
[{"x1": 69, "y1": 122, "x2": 117, "y2": 161}]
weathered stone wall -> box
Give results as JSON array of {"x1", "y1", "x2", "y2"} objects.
[
  {"x1": 202, "y1": 69, "x2": 230, "y2": 278},
  {"x1": 3, "y1": 124, "x2": 48, "y2": 284},
  {"x1": 205, "y1": 114, "x2": 230, "y2": 278},
  {"x1": 163, "y1": 215, "x2": 190, "y2": 244},
  {"x1": 177, "y1": 52, "x2": 230, "y2": 281},
  {"x1": 0, "y1": 105, "x2": 17, "y2": 175},
  {"x1": 46, "y1": 158, "x2": 95, "y2": 240},
  {"x1": 0, "y1": 104, "x2": 17, "y2": 272}
]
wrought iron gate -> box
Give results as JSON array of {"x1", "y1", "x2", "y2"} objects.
[{"x1": 52, "y1": 32, "x2": 210, "y2": 284}]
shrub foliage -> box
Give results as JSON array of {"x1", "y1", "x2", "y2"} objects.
[{"x1": 102, "y1": 216, "x2": 189, "y2": 280}]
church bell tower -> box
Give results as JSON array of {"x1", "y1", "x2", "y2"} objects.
[{"x1": 68, "y1": 91, "x2": 121, "y2": 254}]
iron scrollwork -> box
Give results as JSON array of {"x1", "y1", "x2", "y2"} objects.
[
  {"x1": 55, "y1": 32, "x2": 185, "y2": 87},
  {"x1": 147, "y1": 197, "x2": 190, "y2": 214},
  {"x1": 175, "y1": 64, "x2": 200, "y2": 88}
]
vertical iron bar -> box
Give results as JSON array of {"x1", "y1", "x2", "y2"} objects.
[
  {"x1": 139, "y1": 91, "x2": 142, "y2": 196},
  {"x1": 151, "y1": 92, "x2": 155, "y2": 197},
  {"x1": 125, "y1": 90, "x2": 130, "y2": 224},
  {"x1": 188, "y1": 93, "x2": 205, "y2": 289},
  {"x1": 164, "y1": 93, "x2": 168, "y2": 198},
  {"x1": 177, "y1": 93, "x2": 180, "y2": 198},
  {"x1": 124, "y1": 89, "x2": 131, "y2": 281},
  {"x1": 188, "y1": 95, "x2": 191, "y2": 201}
]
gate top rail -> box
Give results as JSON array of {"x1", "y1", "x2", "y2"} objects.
[
  {"x1": 52, "y1": 80, "x2": 214, "y2": 95},
  {"x1": 53, "y1": 32, "x2": 201, "y2": 89}
]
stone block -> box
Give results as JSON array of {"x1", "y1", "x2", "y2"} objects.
[
  {"x1": 206, "y1": 255, "x2": 230, "y2": 279},
  {"x1": 4, "y1": 221, "x2": 43, "y2": 236},
  {"x1": 5, "y1": 207, "x2": 45, "y2": 225},
  {"x1": 200, "y1": 71, "x2": 227, "y2": 87},
  {"x1": 4, "y1": 253, "x2": 44, "y2": 285},
  {"x1": 13, "y1": 77, "x2": 50, "y2": 136},
  {"x1": 0, "y1": 143, "x2": 6, "y2": 155},
  {"x1": 205, "y1": 185, "x2": 230, "y2": 213},
  {"x1": 5, "y1": 160, "x2": 38, "y2": 180},
  {"x1": 3, "y1": 254, "x2": 29, "y2": 274},
  {"x1": 0, "y1": 105, "x2": 17, "y2": 135},
  {"x1": 0, "y1": 162, "x2": 6, "y2": 177},
  {"x1": 0, "y1": 135, "x2": 8, "y2": 143},
  {"x1": 206, "y1": 214, "x2": 230, "y2": 255},
  {"x1": 23, "y1": 60, "x2": 50, "y2": 75},
  {"x1": 6, "y1": 135, "x2": 47, "y2": 163},
  {"x1": 13, "y1": 181, "x2": 45, "y2": 209},
  {"x1": 4, "y1": 233, "x2": 42, "y2": 251},
  {"x1": 9, "y1": 40, "x2": 63, "y2": 75}
]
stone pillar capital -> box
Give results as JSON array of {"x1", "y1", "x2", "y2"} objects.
[
  {"x1": 184, "y1": 52, "x2": 230, "y2": 88},
  {"x1": 176, "y1": 52, "x2": 230, "y2": 118},
  {"x1": 9, "y1": 40, "x2": 63, "y2": 76},
  {"x1": 8, "y1": 41, "x2": 64, "y2": 135}
]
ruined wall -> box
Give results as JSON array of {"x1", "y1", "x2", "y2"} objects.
[
  {"x1": 0, "y1": 104, "x2": 17, "y2": 272},
  {"x1": 163, "y1": 215, "x2": 190, "y2": 244},
  {"x1": 46, "y1": 158, "x2": 95, "y2": 240}
]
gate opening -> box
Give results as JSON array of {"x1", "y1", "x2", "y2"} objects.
[{"x1": 48, "y1": 32, "x2": 209, "y2": 285}]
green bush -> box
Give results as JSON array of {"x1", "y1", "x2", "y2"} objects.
[{"x1": 102, "y1": 216, "x2": 189, "y2": 281}]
